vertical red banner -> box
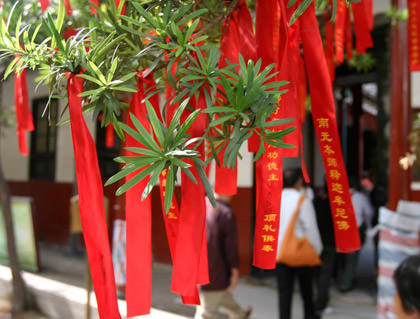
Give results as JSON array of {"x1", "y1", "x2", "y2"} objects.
[
  {"x1": 324, "y1": 20, "x2": 335, "y2": 83},
  {"x1": 125, "y1": 76, "x2": 153, "y2": 317},
  {"x1": 351, "y1": 1, "x2": 373, "y2": 54},
  {"x1": 38, "y1": 0, "x2": 49, "y2": 12},
  {"x1": 253, "y1": 155, "x2": 283, "y2": 269},
  {"x1": 409, "y1": 0, "x2": 420, "y2": 71},
  {"x1": 14, "y1": 69, "x2": 34, "y2": 156},
  {"x1": 335, "y1": 0, "x2": 347, "y2": 65},
  {"x1": 300, "y1": 4, "x2": 360, "y2": 253},
  {"x1": 67, "y1": 74, "x2": 121, "y2": 319}
]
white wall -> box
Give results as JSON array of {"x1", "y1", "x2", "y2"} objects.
[
  {"x1": 373, "y1": 0, "x2": 391, "y2": 15},
  {"x1": 0, "y1": 71, "x2": 98, "y2": 183}
]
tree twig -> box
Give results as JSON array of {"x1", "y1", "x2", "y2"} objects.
[{"x1": 194, "y1": 0, "x2": 240, "y2": 38}]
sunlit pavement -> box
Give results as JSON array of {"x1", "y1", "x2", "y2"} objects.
[{"x1": 0, "y1": 239, "x2": 377, "y2": 319}]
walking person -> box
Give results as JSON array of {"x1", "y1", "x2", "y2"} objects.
[
  {"x1": 337, "y1": 177, "x2": 374, "y2": 292},
  {"x1": 195, "y1": 193, "x2": 251, "y2": 319},
  {"x1": 276, "y1": 168, "x2": 323, "y2": 319},
  {"x1": 313, "y1": 185, "x2": 336, "y2": 316}
]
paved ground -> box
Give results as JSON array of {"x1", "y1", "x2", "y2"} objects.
[{"x1": 0, "y1": 238, "x2": 378, "y2": 319}]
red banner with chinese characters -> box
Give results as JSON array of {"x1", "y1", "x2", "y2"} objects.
[
  {"x1": 67, "y1": 74, "x2": 121, "y2": 319},
  {"x1": 409, "y1": 0, "x2": 420, "y2": 71},
  {"x1": 14, "y1": 69, "x2": 34, "y2": 156},
  {"x1": 253, "y1": 154, "x2": 283, "y2": 268},
  {"x1": 300, "y1": 3, "x2": 360, "y2": 253},
  {"x1": 125, "y1": 75, "x2": 154, "y2": 317},
  {"x1": 335, "y1": 0, "x2": 347, "y2": 65},
  {"x1": 158, "y1": 170, "x2": 201, "y2": 304}
]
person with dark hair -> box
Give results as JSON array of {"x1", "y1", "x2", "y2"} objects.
[
  {"x1": 394, "y1": 255, "x2": 420, "y2": 319},
  {"x1": 195, "y1": 193, "x2": 251, "y2": 319},
  {"x1": 276, "y1": 168, "x2": 322, "y2": 319}
]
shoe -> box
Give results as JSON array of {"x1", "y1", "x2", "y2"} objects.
[{"x1": 244, "y1": 306, "x2": 252, "y2": 318}]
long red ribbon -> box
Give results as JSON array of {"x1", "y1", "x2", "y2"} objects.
[
  {"x1": 335, "y1": 0, "x2": 347, "y2": 65},
  {"x1": 171, "y1": 95, "x2": 209, "y2": 296},
  {"x1": 409, "y1": 0, "x2": 420, "y2": 71},
  {"x1": 158, "y1": 171, "x2": 201, "y2": 304},
  {"x1": 38, "y1": 0, "x2": 49, "y2": 12},
  {"x1": 345, "y1": 11, "x2": 354, "y2": 60},
  {"x1": 325, "y1": 20, "x2": 335, "y2": 82},
  {"x1": 125, "y1": 75, "x2": 154, "y2": 317},
  {"x1": 67, "y1": 74, "x2": 121, "y2": 319},
  {"x1": 351, "y1": 1, "x2": 373, "y2": 54},
  {"x1": 14, "y1": 69, "x2": 34, "y2": 156},
  {"x1": 64, "y1": 0, "x2": 72, "y2": 15},
  {"x1": 300, "y1": 3, "x2": 360, "y2": 253}
]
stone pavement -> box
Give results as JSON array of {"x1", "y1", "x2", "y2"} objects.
[{"x1": 0, "y1": 240, "x2": 378, "y2": 319}]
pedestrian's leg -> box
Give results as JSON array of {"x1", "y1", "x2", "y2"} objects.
[
  {"x1": 219, "y1": 291, "x2": 246, "y2": 319},
  {"x1": 338, "y1": 251, "x2": 359, "y2": 291},
  {"x1": 314, "y1": 247, "x2": 336, "y2": 312},
  {"x1": 277, "y1": 263, "x2": 295, "y2": 319},
  {"x1": 297, "y1": 266, "x2": 316, "y2": 319},
  {"x1": 194, "y1": 290, "x2": 223, "y2": 319}
]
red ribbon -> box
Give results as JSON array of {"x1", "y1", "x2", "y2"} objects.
[
  {"x1": 158, "y1": 171, "x2": 201, "y2": 304},
  {"x1": 125, "y1": 75, "x2": 157, "y2": 316},
  {"x1": 300, "y1": 3, "x2": 360, "y2": 253},
  {"x1": 335, "y1": 0, "x2": 347, "y2": 65},
  {"x1": 105, "y1": 124, "x2": 115, "y2": 148},
  {"x1": 67, "y1": 74, "x2": 121, "y2": 319},
  {"x1": 38, "y1": 0, "x2": 49, "y2": 12},
  {"x1": 171, "y1": 94, "x2": 209, "y2": 296},
  {"x1": 64, "y1": 0, "x2": 72, "y2": 15},
  {"x1": 345, "y1": 11, "x2": 354, "y2": 60},
  {"x1": 253, "y1": 155, "x2": 283, "y2": 268},
  {"x1": 409, "y1": 0, "x2": 420, "y2": 71},
  {"x1": 351, "y1": 1, "x2": 373, "y2": 54},
  {"x1": 14, "y1": 69, "x2": 34, "y2": 156},
  {"x1": 215, "y1": 0, "x2": 256, "y2": 195},
  {"x1": 324, "y1": 20, "x2": 335, "y2": 82},
  {"x1": 90, "y1": 0, "x2": 99, "y2": 14},
  {"x1": 115, "y1": 0, "x2": 127, "y2": 15}
]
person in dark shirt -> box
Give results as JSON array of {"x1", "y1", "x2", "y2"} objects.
[
  {"x1": 194, "y1": 193, "x2": 251, "y2": 319},
  {"x1": 313, "y1": 186, "x2": 336, "y2": 316}
]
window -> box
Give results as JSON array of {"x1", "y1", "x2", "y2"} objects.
[{"x1": 30, "y1": 97, "x2": 58, "y2": 180}]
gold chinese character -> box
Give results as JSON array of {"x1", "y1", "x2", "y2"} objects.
[
  {"x1": 331, "y1": 183, "x2": 344, "y2": 194},
  {"x1": 264, "y1": 214, "x2": 277, "y2": 222},
  {"x1": 268, "y1": 173, "x2": 280, "y2": 182},
  {"x1": 170, "y1": 203, "x2": 176, "y2": 210},
  {"x1": 332, "y1": 195, "x2": 345, "y2": 206},
  {"x1": 335, "y1": 208, "x2": 348, "y2": 219},
  {"x1": 262, "y1": 235, "x2": 276, "y2": 242},
  {"x1": 317, "y1": 118, "x2": 330, "y2": 128},
  {"x1": 329, "y1": 169, "x2": 341, "y2": 180},
  {"x1": 168, "y1": 212, "x2": 178, "y2": 219},
  {"x1": 267, "y1": 151, "x2": 279, "y2": 160},
  {"x1": 320, "y1": 132, "x2": 333, "y2": 142},
  {"x1": 162, "y1": 169, "x2": 167, "y2": 177},
  {"x1": 161, "y1": 179, "x2": 167, "y2": 188},
  {"x1": 267, "y1": 162, "x2": 279, "y2": 171},
  {"x1": 327, "y1": 158, "x2": 338, "y2": 167},
  {"x1": 323, "y1": 145, "x2": 335, "y2": 155},
  {"x1": 261, "y1": 245, "x2": 274, "y2": 252},
  {"x1": 273, "y1": 106, "x2": 281, "y2": 115},
  {"x1": 336, "y1": 220, "x2": 350, "y2": 231},
  {"x1": 262, "y1": 224, "x2": 276, "y2": 232}
]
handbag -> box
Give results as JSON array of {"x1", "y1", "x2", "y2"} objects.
[{"x1": 277, "y1": 195, "x2": 322, "y2": 267}]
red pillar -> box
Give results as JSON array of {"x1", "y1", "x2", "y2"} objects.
[{"x1": 388, "y1": 0, "x2": 412, "y2": 210}]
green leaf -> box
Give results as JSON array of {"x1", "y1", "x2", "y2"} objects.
[
  {"x1": 124, "y1": 147, "x2": 161, "y2": 157},
  {"x1": 47, "y1": 14, "x2": 65, "y2": 52},
  {"x1": 116, "y1": 162, "x2": 160, "y2": 196},
  {"x1": 77, "y1": 74, "x2": 104, "y2": 86},
  {"x1": 176, "y1": 8, "x2": 208, "y2": 26},
  {"x1": 202, "y1": 107, "x2": 236, "y2": 114},
  {"x1": 289, "y1": 0, "x2": 313, "y2": 25},
  {"x1": 119, "y1": 121, "x2": 159, "y2": 153},
  {"x1": 254, "y1": 137, "x2": 265, "y2": 161},
  {"x1": 209, "y1": 114, "x2": 233, "y2": 127},
  {"x1": 287, "y1": 0, "x2": 298, "y2": 8},
  {"x1": 105, "y1": 162, "x2": 144, "y2": 186},
  {"x1": 107, "y1": 57, "x2": 119, "y2": 83},
  {"x1": 266, "y1": 126, "x2": 296, "y2": 138},
  {"x1": 56, "y1": 0, "x2": 66, "y2": 34},
  {"x1": 110, "y1": 85, "x2": 138, "y2": 92},
  {"x1": 264, "y1": 118, "x2": 295, "y2": 127},
  {"x1": 88, "y1": 61, "x2": 107, "y2": 84},
  {"x1": 193, "y1": 159, "x2": 216, "y2": 207},
  {"x1": 142, "y1": 161, "x2": 166, "y2": 200},
  {"x1": 181, "y1": 166, "x2": 197, "y2": 184},
  {"x1": 145, "y1": 100, "x2": 165, "y2": 147},
  {"x1": 173, "y1": 109, "x2": 201, "y2": 146},
  {"x1": 164, "y1": 166, "x2": 175, "y2": 214},
  {"x1": 129, "y1": 113, "x2": 162, "y2": 152},
  {"x1": 131, "y1": 3, "x2": 160, "y2": 29}
]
